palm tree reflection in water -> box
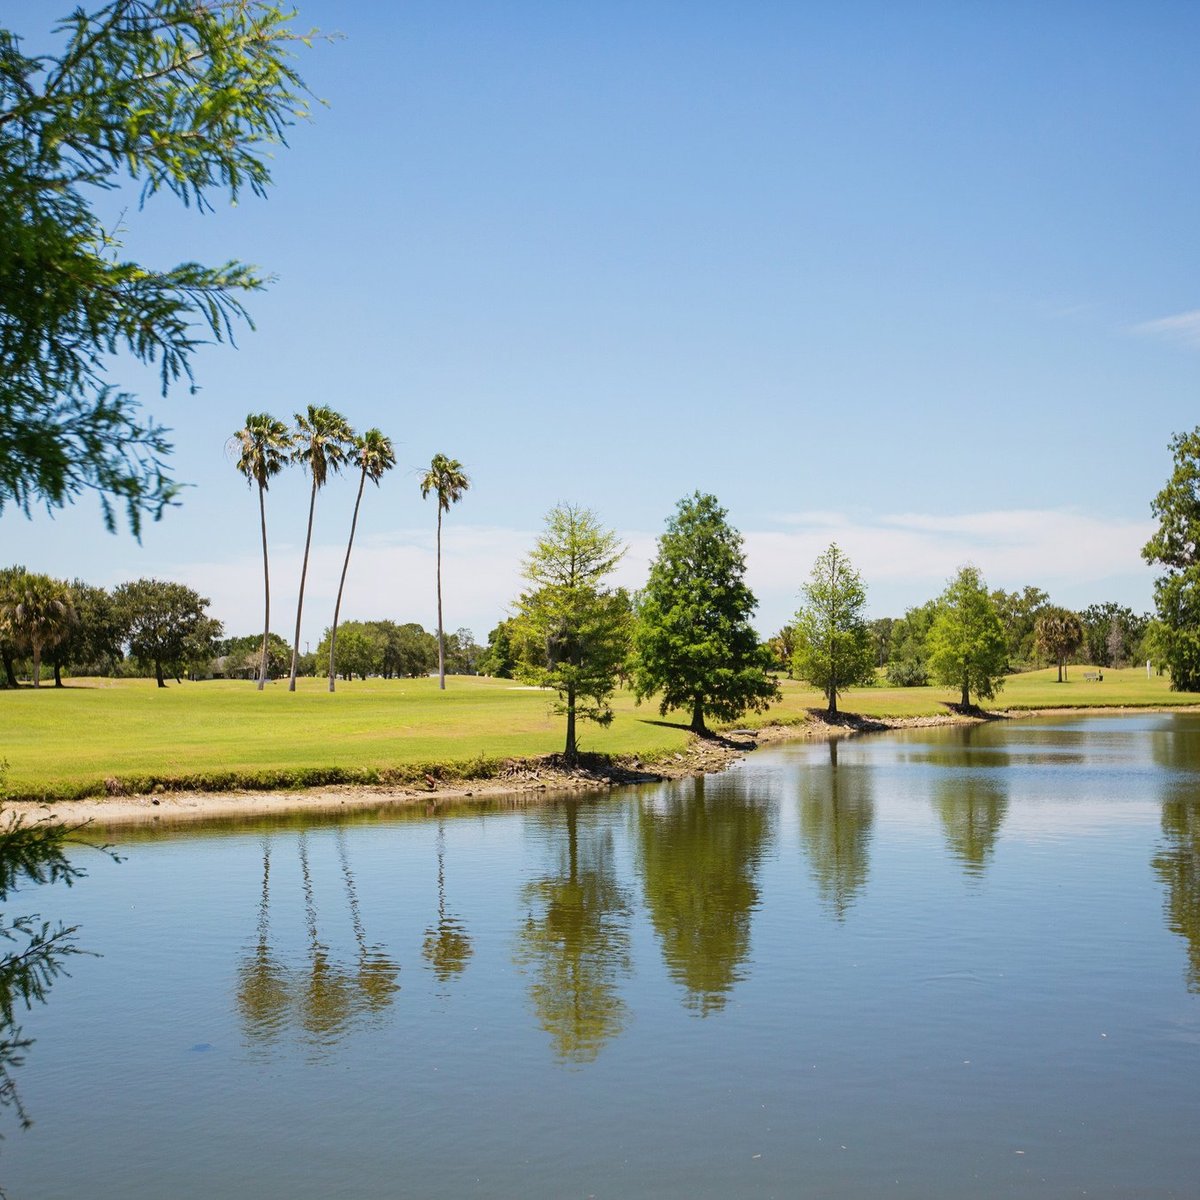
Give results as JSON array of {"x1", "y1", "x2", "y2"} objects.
[
  {"x1": 236, "y1": 829, "x2": 399, "y2": 1054},
  {"x1": 422, "y1": 821, "x2": 472, "y2": 988}
]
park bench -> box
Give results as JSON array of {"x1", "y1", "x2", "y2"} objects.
[{"x1": 1083, "y1": 671, "x2": 1102, "y2": 682}]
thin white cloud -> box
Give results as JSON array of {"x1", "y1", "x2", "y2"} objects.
[{"x1": 1130, "y1": 309, "x2": 1200, "y2": 348}]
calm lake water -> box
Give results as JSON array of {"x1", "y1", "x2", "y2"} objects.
[{"x1": 4, "y1": 713, "x2": 1200, "y2": 1199}]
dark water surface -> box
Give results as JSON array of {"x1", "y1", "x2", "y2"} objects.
[{"x1": 5, "y1": 713, "x2": 1200, "y2": 1198}]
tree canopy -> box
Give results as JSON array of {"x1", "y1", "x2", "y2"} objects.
[
  {"x1": 1033, "y1": 606, "x2": 1084, "y2": 682},
  {"x1": 631, "y1": 492, "x2": 778, "y2": 735},
  {"x1": 0, "y1": 1, "x2": 316, "y2": 535},
  {"x1": 1143, "y1": 428, "x2": 1200, "y2": 690},
  {"x1": 512, "y1": 504, "x2": 629, "y2": 762},
  {"x1": 926, "y1": 566, "x2": 1007, "y2": 709},
  {"x1": 112, "y1": 577, "x2": 219, "y2": 686},
  {"x1": 791, "y1": 543, "x2": 875, "y2": 716}
]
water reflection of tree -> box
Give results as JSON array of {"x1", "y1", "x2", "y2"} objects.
[
  {"x1": 516, "y1": 802, "x2": 632, "y2": 1063},
  {"x1": 0, "y1": 816, "x2": 107, "y2": 1130},
  {"x1": 932, "y1": 773, "x2": 1008, "y2": 877},
  {"x1": 1153, "y1": 792, "x2": 1200, "y2": 992},
  {"x1": 423, "y1": 821, "x2": 473, "y2": 986},
  {"x1": 236, "y1": 828, "x2": 399, "y2": 1053},
  {"x1": 798, "y1": 740, "x2": 874, "y2": 921},
  {"x1": 636, "y1": 775, "x2": 770, "y2": 1014}
]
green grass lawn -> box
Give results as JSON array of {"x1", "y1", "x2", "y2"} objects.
[{"x1": 3, "y1": 666, "x2": 1197, "y2": 801}]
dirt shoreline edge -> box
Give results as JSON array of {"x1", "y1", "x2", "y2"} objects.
[{"x1": 4, "y1": 704, "x2": 1184, "y2": 830}]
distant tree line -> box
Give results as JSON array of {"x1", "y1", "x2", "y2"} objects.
[{"x1": 0, "y1": 567, "x2": 481, "y2": 689}]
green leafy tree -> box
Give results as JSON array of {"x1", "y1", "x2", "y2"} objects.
[
  {"x1": 328, "y1": 429, "x2": 395, "y2": 692},
  {"x1": 112, "y1": 577, "x2": 219, "y2": 687},
  {"x1": 0, "y1": 1, "x2": 316, "y2": 535},
  {"x1": 420, "y1": 454, "x2": 471, "y2": 690},
  {"x1": 1143, "y1": 428, "x2": 1200, "y2": 690},
  {"x1": 991, "y1": 585, "x2": 1050, "y2": 668},
  {"x1": 512, "y1": 504, "x2": 629, "y2": 763},
  {"x1": 926, "y1": 566, "x2": 1007, "y2": 709},
  {"x1": 886, "y1": 600, "x2": 938, "y2": 686},
  {"x1": 316, "y1": 623, "x2": 380, "y2": 681},
  {"x1": 1033, "y1": 606, "x2": 1084, "y2": 682},
  {"x1": 868, "y1": 617, "x2": 894, "y2": 670},
  {"x1": 288, "y1": 405, "x2": 353, "y2": 692},
  {"x1": 0, "y1": 573, "x2": 76, "y2": 687},
  {"x1": 217, "y1": 631, "x2": 290, "y2": 680},
  {"x1": 1080, "y1": 602, "x2": 1148, "y2": 669},
  {"x1": 368, "y1": 620, "x2": 438, "y2": 678},
  {"x1": 478, "y1": 618, "x2": 518, "y2": 679},
  {"x1": 49, "y1": 579, "x2": 123, "y2": 684},
  {"x1": 232, "y1": 413, "x2": 292, "y2": 690},
  {"x1": 766, "y1": 623, "x2": 797, "y2": 675},
  {"x1": 631, "y1": 492, "x2": 779, "y2": 735},
  {"x1": 791, "y1": 543, "x2": 875, "y2": 717},
  {"x1": 443, "y1": 627, "x2": 482, "y2": 675}
]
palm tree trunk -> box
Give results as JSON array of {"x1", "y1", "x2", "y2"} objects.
[
  {"x1": 1057, "y1": 656, "x2": 1063, "y2": 683},
  {"x1": 329, "y1": 467, "x2": 367, "y2": 693},
  {"x1": 31, "y1": 637, "x2": 41, "y2": 688},
  {"x1": 2, "y1": 651, "x2": 17, "y2": 688},
  {"x1": 436, "y1": 505, "x2": 446, "y2": 690},
  {"x1": 53, "y1": 661, "x2": 64, "y2": 687},
  {"x1": 258, "y1": 482, "x2": 271, "y2": 691},
  {"x1": 289, "y1": 478, "x2": 319, "y2": 692}
]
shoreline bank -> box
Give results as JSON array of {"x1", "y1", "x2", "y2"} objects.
[{"x1": 5, "y1": 703, "x2": 1182, "y2": 831}]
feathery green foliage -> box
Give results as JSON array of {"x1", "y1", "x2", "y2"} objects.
[
  {"x1": 926, "y1": 566, "x2": 1008, "y2": 708},
  {"x1": 513, "y1": 505, "x2": 629, "y2": 762},
  {"x1": 1143, "y1": 427, "x2": 1200, "y2": 691},
  {"x1": 792, "y1": 544, "x2": 874, "y2": 716},
  {"x1": 1033, "y1": 606, "x2": 1084, "y2": 683},
  {"x1": 0, "y1": 1, "x2": 317, "y2": 534},
  {"x1": 632, "y1": 492, "x2": 778, "y2": 734}
]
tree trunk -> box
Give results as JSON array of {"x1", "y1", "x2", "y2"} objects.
[
  {"x1": 258, "y1": 481, "x2": 270, "y2": 692},
  {"x1": 1056, "y1": 656, "x2": 1063, "y2": 683},
  {"x1": 31, "y1": 639, "x2": 41, "y2": 688},
  {"x1": 2, "y1": 651, "x2": 17, "y2": 688},
  {"x1": 53, "y1": 662, "x2": 63, "y2": 687},
  {"x1": 155, "y1": 659, "x2": 166, "y2": 688},
  {"x1": 690, "y1": 698, "x2": 709, "y2": 736},
  {"x1": 564, "y1": 683, "x2": 577, "y2": 763},
  {"x1": 436, "y1": 505, "x2": 445, "y2": 690},
  {"x1": 960, "y1": 679, "x2": 970, "y2": 708},
  {"x1": 289, "y1": 478, "x2": 319, "y2": 692},
  {"x1": 329, "y1": 467, "x2": 367, "y2": 693},
  {"x1": 827, "y1": 686, "x2": 838, "y2": 717}
]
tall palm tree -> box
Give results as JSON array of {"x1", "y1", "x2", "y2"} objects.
[
  {"x1": 232, "y1": 413, "x2": 292, "y2": 691},
  {"x1": 328, "y1": 429, "x2": 395, "y2": 692},
  {"x1": 0, "y1": 573, "x2": 75, "y2": 688},
  {"x1": 420, "y1": 453, "x2": 470, "y2": 690},
  {"x1": 289, "y1": 405, "x2": 354, "y2": 692}
]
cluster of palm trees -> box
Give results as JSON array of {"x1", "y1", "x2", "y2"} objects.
[{"x1": 233, "y1": 408, "x2": 470, "y2": 693}]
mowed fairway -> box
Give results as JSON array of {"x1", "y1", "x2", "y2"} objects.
[
  {"x1": 1, "y1": 675, "x2": 695, "y2": 799},
  {"x1": 3, "y1": 667, "x2": 1198, "y2": 800}
]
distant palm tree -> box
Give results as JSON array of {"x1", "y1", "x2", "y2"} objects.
[
  {"x1": 0, "y1": 574, "x2": 75, "y2": 688},
  {"x1": 328, "y1": 429, "x2": 396, "y2": 692},
  {"x1": 420, "y1": 453, "x2": 471, "y2": 690},
  {"x1": 289, "y1": 406, "x2": 354, "y2": 692},
  {"x1": 232, "y1": 414, "x2": 293, "y2": 691}
]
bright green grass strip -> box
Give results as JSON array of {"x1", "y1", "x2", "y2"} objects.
[
  {"x1": 0, "y1": 675, "x2": 695, "y2": 799},
  {"x1": 3, "y1": 667, "x2": 1197, "y2": 801},
  {"x1": 728, "y1": 666, "x2": 1200, "y2": 727}
]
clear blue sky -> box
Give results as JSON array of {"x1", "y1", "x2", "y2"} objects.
[{"x1": 6, "y1": 1, "x2": 1199, "y2": 644}]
